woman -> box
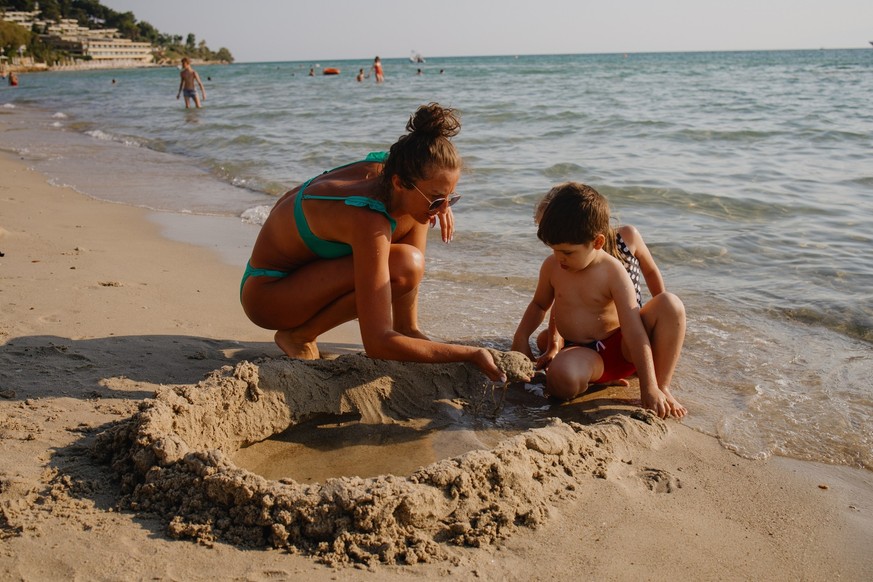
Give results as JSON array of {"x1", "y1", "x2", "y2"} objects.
[{"x1": 241, "y1": 103, "x2": 504, "y2": 380}]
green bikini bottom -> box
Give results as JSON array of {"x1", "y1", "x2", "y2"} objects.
[{"x1": 239, "y1": 261, "x2": 290, "y2": 297}]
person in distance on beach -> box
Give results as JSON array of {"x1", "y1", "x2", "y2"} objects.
[
  {"x1": 371, "y1": 56, "x2": 384, "y2": 83},
  {"x1": 240, "y1": 103, "x2": 505, "y2": 381},
  {"x1": 176, "y1": 57, "x2": 206, "y2": 108},
  {"x1": 512, "y1": 183, "x2": 687, "y2": 418}
]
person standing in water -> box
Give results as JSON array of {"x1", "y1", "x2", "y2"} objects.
[
  {"x1": 371, "y1": 56, "x2": 384, "y2": 83},
  {"x1": 176, "y1": 57, "x2": 206, "y2": 108}
]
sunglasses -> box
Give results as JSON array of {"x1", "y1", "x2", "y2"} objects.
[{"x1": 411, "y1": 183, "x2": 462, "y2": 215}]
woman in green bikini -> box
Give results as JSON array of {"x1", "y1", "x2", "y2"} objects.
[{"x1": 241, "y1": 103, "x2": 505, "y2": 380}]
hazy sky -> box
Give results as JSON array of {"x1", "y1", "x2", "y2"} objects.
[{"x1": 100, "y1": 0, "x2": 873, "y2": 63}]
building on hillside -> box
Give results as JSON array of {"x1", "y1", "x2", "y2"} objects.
[
  {"x1": 0, "y1": 10, "x2": 43, "y2": 27},
  {"x1": 42, "y1": 19, "x2": 153, "y2": 64},
  {"x1": 1, "y1": 11, "x2": 154, "y2": 66}
]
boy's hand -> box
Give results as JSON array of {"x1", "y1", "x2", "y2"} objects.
[
  {"x1": 535, "y1": 347, "x2": 558, "y2": 370},
  {"x1": 641, "y1": 387, "x2": 670, "y2": 419}
]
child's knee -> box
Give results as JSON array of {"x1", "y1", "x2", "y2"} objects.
[
  {"x1": 535, "y1": 329, "x2": 549, "y2": 352},
  {"x1": 663, "y1": 292, "x2": 686, "y2": 324},
  {"x1": 651, "y1": 292, "x2": 685, "y2": 323},
  {"x1": 545, "y1": 363, "x2": 587, "y2": 400}
]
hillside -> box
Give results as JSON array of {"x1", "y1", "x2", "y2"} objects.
[{"x1": 1, "y1": 0, "x2": 233, "y2": 65}]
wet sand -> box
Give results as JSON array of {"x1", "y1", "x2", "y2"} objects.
[{"x1": 1, "y1": 147, "x2": 872, "y2": 579}]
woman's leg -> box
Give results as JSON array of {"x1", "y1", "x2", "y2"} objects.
[
  {"x1": 241, "y1": 244, "x2": 425, "y2": 358},
  {"x1": 388, "y1": 244, "x2": 428, "y2": 339}
]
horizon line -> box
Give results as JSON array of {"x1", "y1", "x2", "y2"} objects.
[{"x1": 228, "y1": 45, "x2": 870, "y2": 66}]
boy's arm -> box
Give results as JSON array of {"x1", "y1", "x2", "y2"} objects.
[
  {"x1": 619, "y1": 225, "x2": 665, "y2": 296},
  {"x1": 195, "y1": 72, "x2": 206, "y2": 97},
  {"x1": 535, "y1": 311, "x2": 562, "y2": 369},
  {"x1": 512, "y1": 302, "x2": 546, "y2": 359},
  {"x1": 512, "y1": 258, "x2": 555, "y2": 359},
  {"x1": 610, "y1": 263, "x2": 669, "y2": 418}
]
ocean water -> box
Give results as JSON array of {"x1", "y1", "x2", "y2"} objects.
[{"x1": 2, "y1": 50, "x2": 871, "y2": 471}]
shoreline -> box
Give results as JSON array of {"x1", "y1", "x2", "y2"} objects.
[
  {"x1": 2, "y1": 59, "x2": 229, "y2": 75},
  {"x1": 1, "y1": 148, "x2": 872, "y2": 578}
]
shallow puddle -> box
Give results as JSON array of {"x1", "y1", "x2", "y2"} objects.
[{"x1": 233, "y1": 386, "x2": 554, "y2": 482}]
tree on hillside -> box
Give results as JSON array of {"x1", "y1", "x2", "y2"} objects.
[
  {"x1": 0, "y1": 19, "x2": 31, "y2": 57},
  {"x1": 1, "y1": 0, "x2": 234, "y2": 63}
]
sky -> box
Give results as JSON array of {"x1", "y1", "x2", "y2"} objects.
[{"x1": 99, "y1": 0, "x2": 873, "y2": 63}]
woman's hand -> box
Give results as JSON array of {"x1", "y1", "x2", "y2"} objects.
[
  {"x1": 430, "y1": 206, "x2": 455, "y2": 243},
  {"x1": 471, "y1": 348, "x2": 507, "y2": 382}
]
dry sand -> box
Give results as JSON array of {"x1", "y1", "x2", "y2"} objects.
[{"x1": 1, "y1": 148, "x2": 872, "y2": 580}]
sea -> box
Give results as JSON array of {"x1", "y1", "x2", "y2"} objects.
[{"x1": 2, "y1": 50, "x2": 871, "y2": 472}]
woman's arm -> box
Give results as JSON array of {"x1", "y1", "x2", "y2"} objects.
[{"x1": 350, "y1": 216, "x2": 504, "y2": 380}]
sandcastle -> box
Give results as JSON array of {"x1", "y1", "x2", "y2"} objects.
[{"x1": 95, "y1": 351, "x2": 667, "y2": 565}]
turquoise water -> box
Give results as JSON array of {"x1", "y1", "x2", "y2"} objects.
[{"x1": 2, "y1": 50, "x2": 872, "y2": 469}]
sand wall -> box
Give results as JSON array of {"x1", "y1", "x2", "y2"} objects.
[{"x1": 94, "y1": 354, "x2": 668, "y2": 566}]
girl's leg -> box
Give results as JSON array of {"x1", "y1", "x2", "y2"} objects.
[
  {"x1": 639, "y1": 292, "x2": 687, "y2": 415},
  {"x1": 544, "y1": 347, "x2": 603, "y2": 400}
]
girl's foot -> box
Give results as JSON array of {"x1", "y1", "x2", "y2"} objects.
[{"x1": 663, "y1": 389, "x2": 688, "y2": 419}]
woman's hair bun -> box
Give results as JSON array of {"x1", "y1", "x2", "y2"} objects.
[{"x1": 406, "y1": 102, "x2": 460, "y2": 139}]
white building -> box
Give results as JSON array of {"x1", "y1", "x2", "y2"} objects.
[{"x1": 1, "y1": 11, "x2": 154, "y2": 66}]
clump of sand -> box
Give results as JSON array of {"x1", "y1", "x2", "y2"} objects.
[
  {"x1": 487, "y1": 348, "x2": 535, "y2": 382},
  {"x1": 95, "y1": 352, "x2": 666, "y2": 566}
]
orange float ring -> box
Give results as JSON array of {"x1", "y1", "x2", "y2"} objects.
[{"x1": 322, "y1": 68, "x2": 340, "y2": 75}]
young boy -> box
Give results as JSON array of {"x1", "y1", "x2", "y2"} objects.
[
  {"x1": 176, "y1": 57, "x2": 206, "y2": 108},
  {"x1": 512, "y1": 183, "x2": 687, "y2": 419}
]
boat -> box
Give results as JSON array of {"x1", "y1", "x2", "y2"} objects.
[
  {"x1": 322, "y1": 67, "x2": 340, "y2": 75},
  {"x1": 409, "y1": 50, "x2": 425, "y2": 63}
]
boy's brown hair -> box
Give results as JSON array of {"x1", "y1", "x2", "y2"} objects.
[{"x1": 536, "y1": 182, "x2": 611, "y2": 246}]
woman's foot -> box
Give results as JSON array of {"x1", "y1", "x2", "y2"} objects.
[{"x1": 275, "y1": 330, "x2": 320, "y2": 360}]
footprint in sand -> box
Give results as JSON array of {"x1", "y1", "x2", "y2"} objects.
[{"x1": 638, "y1": 467, "x2": 682, "y2": 493}]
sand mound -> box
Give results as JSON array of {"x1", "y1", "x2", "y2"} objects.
[{"x1": 94, "y1": 352, "x2": 667, "y2": 566}]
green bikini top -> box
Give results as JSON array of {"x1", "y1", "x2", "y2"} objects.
[{"x1": 293, "y1": 152, "x2": 397, "y2": 259}]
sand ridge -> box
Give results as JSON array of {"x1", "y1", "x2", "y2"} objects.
[{"x1": 94, "y1": 353, "x2": 667, "y2": 566}]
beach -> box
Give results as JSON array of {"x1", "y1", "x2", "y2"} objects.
[{"x1": 2, "y1": 147, "x2": 872, "y2": 579}]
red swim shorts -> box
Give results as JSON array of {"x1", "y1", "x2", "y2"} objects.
[{"x1": 565, "y1": 330, "x2": 636, "y2": 384}]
